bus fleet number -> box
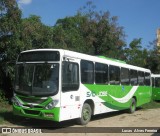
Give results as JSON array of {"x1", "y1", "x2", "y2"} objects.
[{"x1": 86, "y1": 91, "x2": 108, "y2": 97}]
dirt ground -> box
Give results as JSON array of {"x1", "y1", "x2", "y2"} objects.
[{"x1": 0, "y1": 108, "x2": 160, "y2": 136}]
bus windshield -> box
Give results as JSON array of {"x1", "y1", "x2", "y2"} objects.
[{"x1": 15, "y1": 63, "x2": 59, "y2": 96}]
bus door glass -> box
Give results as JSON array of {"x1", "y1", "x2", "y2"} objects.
[{"x1": 60, "y1": 58, "x2": 80, "y2": 120}]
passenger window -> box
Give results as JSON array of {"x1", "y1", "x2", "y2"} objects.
[
  {"x1": 130, "y1": 70, "x2": 138, "y2": 85},
  {"x1": 95, "y1": 63, "x2": 108, "y2": 84},
  {"x1": 62, "y1": 61, "x2": 79, "y2": 92},
  {"x1": 155, "y1": 77, "x2": 160, "y2": 87},
  {"x1": 109, "y1": 65, "x2": 120, "y2": 85},
  {"x1": 81, "y1": 60, "x2": 94, "y2": 84},
  {"x1": 144, "y1": 72, "x2": 151, "y2": 86},
  {"x1": 121, "y1": 68, "x2": 130, "y2": 85},
  {"x1": 138, "y1": 71, "x2": 145, "y2": 85},
  {"x1": 152, "y1": 77, "x2": 155, "y2": 87}
]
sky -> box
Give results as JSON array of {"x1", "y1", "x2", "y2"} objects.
[{"x1": 17, "y1": 0, "x2": 160, "y2": 49}]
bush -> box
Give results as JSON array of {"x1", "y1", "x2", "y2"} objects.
[{"x1": 0, "y1": 89, "x2": 8, "y2": 108}]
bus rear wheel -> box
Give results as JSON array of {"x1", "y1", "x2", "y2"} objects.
[
  {"x1": 129, "y1": 98, "x2": 136, "y2": 113},
  {"x1": 77, "y1": 103, "x2": 92, "y2": 125}
]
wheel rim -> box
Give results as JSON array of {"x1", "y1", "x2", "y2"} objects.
[
  {"x1": 131, "y1": 102, "x2": 135, "y2": 111},
  {"x1": 83, "y1": 108, "x2": 90, "y2": 121}
]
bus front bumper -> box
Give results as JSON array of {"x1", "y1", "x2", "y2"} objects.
[{"x1": 13, "y1": 105, "x2": 60, "y2": 122}]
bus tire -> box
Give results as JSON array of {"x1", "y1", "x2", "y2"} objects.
[
  {"x1": 129, "y1": 98, "x2": 136, "y2": 113},
  {"x1": 77, "y1": 103, "x2": 92, "y2": 125}
]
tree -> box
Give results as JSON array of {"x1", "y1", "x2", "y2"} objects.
[
  {"x1": 125, "y1": 38, "x2": 149, "y2": 67},
  {"x1": 146, "y1": 40, "x2": 160, "y2": 73},
  {"x1": 20, "y1": 15, "x2": 54, "y2": 50},
  {"x1": 52, "y1": 1, "x2": 126, "y2": 59},
  {"x1": 0, "y1": 0, "x2": 22, "y2": 98},
  {"x1": 0, "y1": 0, "x2": 22, "y2": 59},
  {"x1": 78, "y1": 1, "x2": 126, "y2": 57},
  {"x1": 52, "y1": 15, "x2": 88, "y2": 52}
]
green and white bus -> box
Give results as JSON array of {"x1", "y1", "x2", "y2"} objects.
[
  {"x1": 152, "y1": 74, "x2": 160, "y2": 101},
  {"x1": 12, "y1": 49, "x2": 152, "y2": 125}
]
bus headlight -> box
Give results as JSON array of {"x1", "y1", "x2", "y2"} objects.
[
  {"x1": 45, "y1": 100, "x2": 58, "y2": 110},
  {"x1": 12, "y1": 96, "x2": 22, "y2": 106}
]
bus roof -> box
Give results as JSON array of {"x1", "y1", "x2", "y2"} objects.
[
  {"x1": 151, "y1": 74, "x2": 160, "y2": 77},
  {"x1": 20, "y1": 49, "x2": 151, "y2": 73},
  {"x1": 97, "y1": 56, "x2": 126, "y2": 64}
]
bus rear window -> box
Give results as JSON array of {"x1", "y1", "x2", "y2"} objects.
[{"x1": 18, "y1": 51, "x2": 60, "y2": 62}]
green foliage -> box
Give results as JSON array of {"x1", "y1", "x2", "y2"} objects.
[
  {"x1": 0, "y1": 89, "x2": 8, "y2": 107},
  {"x1": 53, "y1": 15, "x2": 88, "y2": 52},
  {"x1": 142, "y1": 100, "x2": 160, "y2": 109},
  {"x1": 146, "y1": 41, "x2": 160, "y2": 73},
  {"x1": 0, "y1": 89, "x2": 12, "y2": 125},
  {"x1": 124, "y1": 38, "x2": 160, "y2": 73},
  {"x1": 0, "y1": 0, "x2": 22, "y2": 98},
  {"x1": 125, "y1": 38, "x2": 149, "y2": 67},
  {"x1": 79, "y1": 2, "x2": 126, "y2": 57},
  {"x1": 21, "y1": 15, "x2": 54, "y2": 50},
  {"x1": 0, "y1": 0, "x2": 22, "y2": 59},
  {"x1": 53, "y1": 1, "x2": 126, "y2": 58}
]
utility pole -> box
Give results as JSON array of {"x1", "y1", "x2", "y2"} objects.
[{"x1": 157, "y1": 28, "x2": 160, "y2": 53}]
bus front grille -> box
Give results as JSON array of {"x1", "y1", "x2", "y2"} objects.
[{"x1": 23, "y1": 109, "x2": 40, "y2": 115}]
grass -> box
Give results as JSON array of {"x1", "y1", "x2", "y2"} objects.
[
  {"x1": 141, "y1": 100, "x2": 160, "y2": 110},
  {"x1": 0, "y1": 104, "x2": 12, "y2": 125},
  {"x1": 0, "y1": 90, "x2": 13, "y2": 125},
  {"x1": 0, "y1": 107, "x2": 13, "y2": 125}
]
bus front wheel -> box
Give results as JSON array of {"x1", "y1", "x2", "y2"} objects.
[{"x1": 77, "y1": 103, "x2": 92, "y2": 125}]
